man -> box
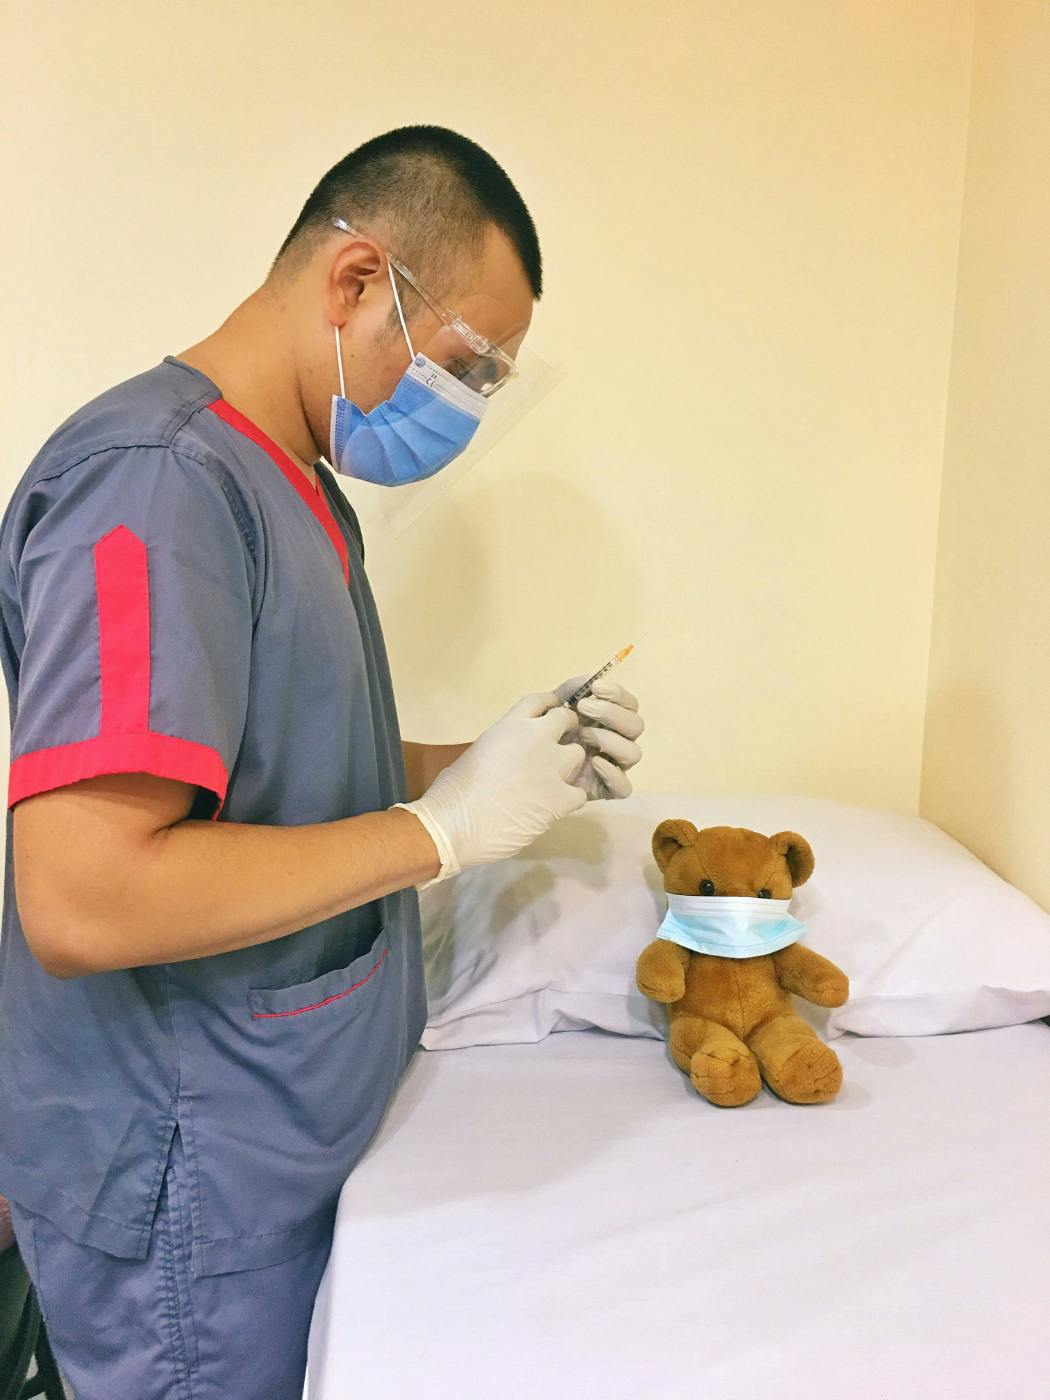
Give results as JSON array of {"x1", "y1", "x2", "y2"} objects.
[{"x1": 0, "y1": 126, "x2": 644, "y2": 1398}]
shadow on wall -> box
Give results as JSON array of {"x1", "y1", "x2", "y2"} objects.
[{"x1": 920, "y1": 676, "x2": 1017, "y2": 885}]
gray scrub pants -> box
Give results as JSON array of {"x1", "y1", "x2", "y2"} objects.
[{"x1": 8, "y1": 1130, "x2": 333, "y2": 1400}]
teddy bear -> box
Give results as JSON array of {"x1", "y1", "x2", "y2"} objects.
[{"x1": 636, "y1": 820, "x2": 849, "y2": 1106}]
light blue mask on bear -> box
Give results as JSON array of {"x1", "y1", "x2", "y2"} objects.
[
  {"x1": 656, "y1": 894, "x2": 807, "y2": 959},
  {"x1": 329, "y1": 260, "x2": 487, "y2": 487}
]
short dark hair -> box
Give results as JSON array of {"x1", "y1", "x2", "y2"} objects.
[{"x1": 272, "y1": 125, "x2": 542, "y2": 303}]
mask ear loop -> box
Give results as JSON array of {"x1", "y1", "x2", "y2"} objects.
[
  {"x1": 334, "y1": 325, "x2": 347, "y2": 399},
  {"x1": 333, "y1": 258, "x2": 415, "y2": 399},
  {"x1": 387, "y1": 260, "x2": 416, "y2": 360}
]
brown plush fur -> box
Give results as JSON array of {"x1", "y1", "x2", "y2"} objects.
[{"x1": 637, "y1": 822, "x2": 849, "y2": 1106}]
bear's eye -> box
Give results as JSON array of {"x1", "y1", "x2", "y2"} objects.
[
  {"x1": 757, "y1": 888, "x2": 772, "y2": 899},
  {"x1": 699, "y1": 879, "x2": 716, "y2": 896}
]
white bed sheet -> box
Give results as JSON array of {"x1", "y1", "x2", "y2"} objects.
[{"x1": 308, "y1": 1024, "x2": 1050, "y2": 1400}]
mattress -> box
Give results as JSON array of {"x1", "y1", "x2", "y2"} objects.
[{"x1": 307, "y1": 1023, "x2": 1050, "y2": 1399}]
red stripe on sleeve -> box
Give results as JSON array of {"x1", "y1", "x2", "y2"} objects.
[
  {"x1": 9, "y1": 732, "x2": 228, "y2": 813},
  {"x1": 8, "y1": 524, "x2": 230, "y2": 818},
  {"x1": 94, "y1": 525, "x2": 151, "y2": 734}
]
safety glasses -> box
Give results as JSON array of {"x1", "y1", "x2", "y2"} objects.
[{"x1": 332, "y1": 218, "x2": 519, "y2": 398}]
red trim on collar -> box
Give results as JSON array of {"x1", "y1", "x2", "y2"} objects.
[{"x1": 207, "y1": 399, "x2": 349, "y2": 585}]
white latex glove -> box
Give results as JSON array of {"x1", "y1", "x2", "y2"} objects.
[
  {"x1": 394, "y1": 691, "x2": 588, "y2": 888},
  {"x1": 554, "y1": 675, "x2": 645, "y2": 801}
]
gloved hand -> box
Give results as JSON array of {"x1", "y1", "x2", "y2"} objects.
[
  {"x1": 554, "y1": 675, "x2": 645, "y2": 800},
  {"x1": 394, "y1": 691, "x2": 588, "y2": 888}
]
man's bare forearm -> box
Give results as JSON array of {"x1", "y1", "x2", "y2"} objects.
[
  {"x1": 20, "y1": 796, "x2": 441, "y2": 976},
  {"x1": 135, "y1": 807, "x2": 441, "y2": 964},
  {"x1": 402, "y1": 740, "x2": 471, "y2": 800}
]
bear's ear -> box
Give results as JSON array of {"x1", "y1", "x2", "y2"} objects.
[
  {"x1": 652, "y1": 819, "x2": 699, "y2": 872},
  {"x1": 770, "y1": 831, "x2": 815, "y2": 887}
]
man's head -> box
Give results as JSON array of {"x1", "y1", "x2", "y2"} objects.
[{"x1": 268, "y1": 126, "x2": 541, "y2": 461}]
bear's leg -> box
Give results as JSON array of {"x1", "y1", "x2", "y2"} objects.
[
  {"x1": 747, "y1": 1014, "x2": 843, "y2": 1104},
  {"x1": 669, "y1": 1016, "x2": 761, "y2": 1107}
]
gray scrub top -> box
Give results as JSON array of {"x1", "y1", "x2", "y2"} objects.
[{"x1": 0, "y1": 357, "x2": 428, "y2": 1276}]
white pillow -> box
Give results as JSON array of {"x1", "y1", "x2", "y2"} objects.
[{"x1": 419, "y1": 793, "x2": 1050, "y2": 1049}]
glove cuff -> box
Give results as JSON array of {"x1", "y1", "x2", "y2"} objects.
[{"x1": 392, "y1": 801, "x2": 461, "y2": 890}]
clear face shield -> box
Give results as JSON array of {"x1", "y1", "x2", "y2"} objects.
[{"x1": 329, "y1": 218, "x2": 562, "y2": 534}]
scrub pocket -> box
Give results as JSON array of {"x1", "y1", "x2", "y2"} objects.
[
  {"x1": 178, "y1": 922, "x2": 407, "y2": 1276},
  {"x1": 248, "y1": 930, "x2": 391, "y2": 1022}
]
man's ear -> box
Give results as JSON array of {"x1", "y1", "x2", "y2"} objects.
[
  {"x1": 652, "y1": 819, "x2": 699, "y2": 872},
  {"x1": 770, "y1": 831, "x2": 815, "y2": 887},
  {"x1": 324, "y1": 233, "x2": 386, "y2": 321}
]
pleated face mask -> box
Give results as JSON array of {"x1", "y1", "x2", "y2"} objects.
[
  {"x1": 656, "y1": 894, "x2": 807, "y2": 959},
  {"x1": 329, "y1": 261, "x2": 487, "y2": 487}
]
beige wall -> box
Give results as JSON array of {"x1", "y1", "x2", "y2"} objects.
[
  {"x1": 3, "y1": 5, "x2": 975, "y2": 809},
  {"x1": 921, "y1": 0, "x2": 1050, "y2": 909}
]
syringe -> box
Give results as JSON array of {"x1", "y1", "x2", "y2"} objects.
[{"x1": 564, "y1": 644, "x2": 636, "y2": 709}]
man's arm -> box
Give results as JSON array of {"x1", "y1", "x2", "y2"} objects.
[
  {"x1": 14, "y1": 773, "x2": 441, "y2": 978},
  {"x1": 402, "y1": 741, "x2": 470, "y2": 801}
]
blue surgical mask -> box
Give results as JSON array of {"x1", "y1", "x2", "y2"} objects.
[
  {"x1": 329, "y1": 261, "x2": 487, "y2": 486},
  {"x1": 656, "y1": 894, "x2": 807, "y2": 959}
]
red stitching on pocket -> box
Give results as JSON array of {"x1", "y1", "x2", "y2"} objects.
[{"x1": 251, "y1": 945, "x2": 390, "y2": 1020}]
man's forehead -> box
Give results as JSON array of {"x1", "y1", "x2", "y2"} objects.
[
  {"x1": 450, "y1": 223, "x2": 534, "y2": 346},
  {"x1": 452, "y1": 293, "x2": 531, "y2": 355}
]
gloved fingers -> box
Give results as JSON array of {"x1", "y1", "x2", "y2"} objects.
[
  {"x1": 591, "y1": 754, "x2": 633, "y2": 799},
  {"x1": 554, "y1": 676, "x2": 641, "y2": 717},
  {"x1": 563, "y1": 782, "x2": 590, "y2": 814},
  {"x1": 575, "y1": 694, "x2": 645, "y2": 741},
  {"x1": 554, "y1": 675, "x2": 591, "y2": 706},
  {"x1": 558, "y1": 740, "x2": 588, "y2": 783},
  {"x1": 508, "y1": 690, "x2": 563, "y2": 720},
  {"x1": 588, "y1": 678, "x2": 640, "y2": 713},
  {"x1": 543, "y1": 705, "x2": 582, "y2": 741},
  {"x1": 576, "y1": 726, "x2": 642, "y2": 772}
]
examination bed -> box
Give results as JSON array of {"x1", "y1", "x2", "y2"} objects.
[
  {"x1": 307, "y1": 791, "x2": 1050, "y2": 1398},
  {"x1": 307, "y1": 1019, "x2": 1050, "y2": 1399}
]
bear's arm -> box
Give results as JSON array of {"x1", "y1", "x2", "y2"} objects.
[
  {"x1": 636, "y1": 939, "x2": 690, "y2": 1003},
  {"x1": 773, "y1": 943, "x2": 849, "y2": 1007}
]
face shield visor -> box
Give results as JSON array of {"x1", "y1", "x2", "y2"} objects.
[{"x1": 329, "y1": 218, "x2": 562, "y2": 534}]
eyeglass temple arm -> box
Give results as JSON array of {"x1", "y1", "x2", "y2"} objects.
[{"x1": 331, "y1": 218, "x2": 516, "y2": 369}]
